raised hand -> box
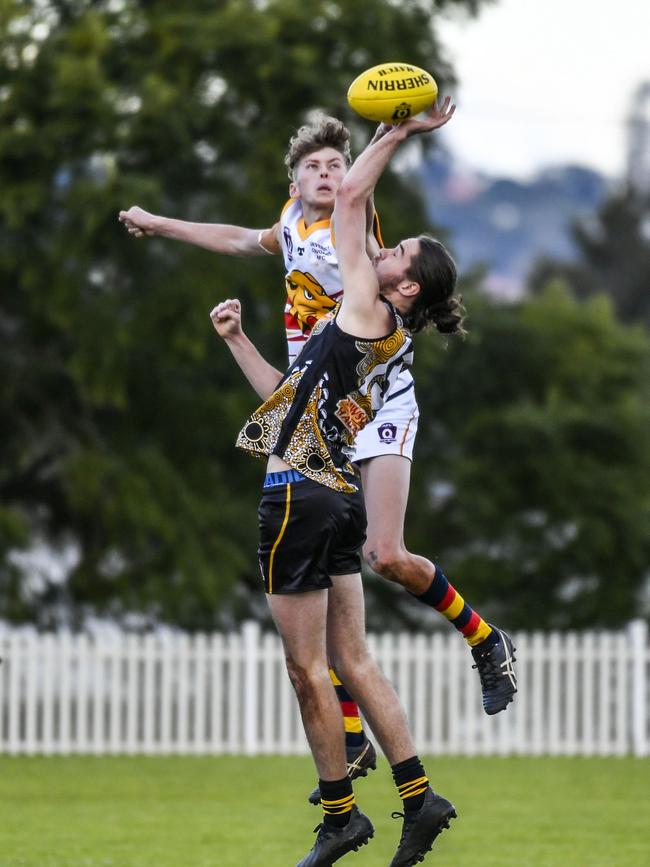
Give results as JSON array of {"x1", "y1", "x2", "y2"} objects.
[
  {"x1": 400, "y1": 96, "x2": 456, "y2": 136},
  {"x1": 210, "y1": 298, "x2": 243, "y2": 339},
  {"x1": 118, "y1": 206, "x2": 158, "y2": 237}
]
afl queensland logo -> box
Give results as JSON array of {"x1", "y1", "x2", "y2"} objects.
[{"x1": 378, "y1": 422, "x2": 397, "y2": 443}]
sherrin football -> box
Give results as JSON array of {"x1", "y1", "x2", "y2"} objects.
[{"x1": 347, "y1": 62, "x2": 438, "y2": 124}]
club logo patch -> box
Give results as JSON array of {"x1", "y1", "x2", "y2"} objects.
[
  {"x1": 378, "y1": 422, "x2": 398, "y2": 443},
  {"x1": 335, "y1": 397, "x2": 369, "y2": 436}
]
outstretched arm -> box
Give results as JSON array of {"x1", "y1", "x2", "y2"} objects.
[
  {"x1": 339, "y1": 100, "x2": 454, "y2": 215},
  {"x1": 210, "y1": 300, "x2": 283, "y2": 400},
  {"x1": 334, "y1": 99, "x2": 455, "y2": 326},
  {"x1": 363, "y1": 123, "x2": 392, "y2": 259},
  {"x1": 119, "y1": 206, "x2": 281, "y2": 256}
]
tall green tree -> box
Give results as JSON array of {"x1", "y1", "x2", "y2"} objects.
[
  {"x1": 530, "y1": 188, "x2": 650, "y2": 327},
  {"x1": 405, "y1": 282, "x2": 650, "y2": 630},
  {"x1": 0, "y1": 0, "x2": 489, "y2": 627}
]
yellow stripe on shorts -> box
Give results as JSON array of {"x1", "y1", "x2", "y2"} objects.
[{"x1": 268, "y1": 484, "x2": 291, "y2": 594}]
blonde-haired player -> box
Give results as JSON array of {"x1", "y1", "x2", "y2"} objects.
[{"x1": 119, "y1": 111, "x2": 517, "y2": 799}]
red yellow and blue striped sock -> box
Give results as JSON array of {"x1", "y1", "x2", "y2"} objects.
[
  {"x1": 411, "y1": 563, "x2": 495, "y2": 648},
  {"x1": 329, "y1": 668, "x2": 364, "y2": 748}
]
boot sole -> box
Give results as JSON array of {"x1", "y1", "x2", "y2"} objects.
[{"x1": 297, "y1": 822, "x2": 374, "y2": 866}]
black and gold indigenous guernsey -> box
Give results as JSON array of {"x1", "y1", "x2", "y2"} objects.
[{"x1": 236, "y1": 302, "x2": 413, "y2": 493}]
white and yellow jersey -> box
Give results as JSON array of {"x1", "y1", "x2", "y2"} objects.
[
  {"x1": 279, "y1": 197, "x2": 383, "y2": 364},
  {"x1": 278, "y1": 197, "x2": 419, "y2": 464}
]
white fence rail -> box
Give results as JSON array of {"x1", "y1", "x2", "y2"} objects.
[{"x1": 0, "y1": 620, "x2": 648, "y2": 757}]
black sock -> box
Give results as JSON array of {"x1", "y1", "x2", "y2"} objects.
[
  {"x1": 320, "y1": 776, "x2": 355, "y2": 828},
  {"x1": 391, "y1": 755, "x2": 429, "y2": 812}
]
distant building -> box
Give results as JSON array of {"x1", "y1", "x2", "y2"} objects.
[{"x1": 626, "y1": 81, "x2": 650, "y2": 194}]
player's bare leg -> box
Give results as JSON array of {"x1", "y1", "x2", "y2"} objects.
[
  {"x1": 360, "y1": 454, "x2": 437, "y2": 593},
  {"x1": 266, "y1": 589, "x2": 347, "y2": 780},
  {"x1": 268, "y1": 588, "x2": 374, "y2": 865},
  {"x1": 307, "y1": 669, "x2": 377, "y2": 806},
  {"x1": 361, "y1": 454, "x2": 517, "y2": 714},
  {"x1": 326, "y1": 574, "x2": 416, "y2": 764},
  {"x1": 327, "y1": 573, "x2": 456, "y2": 865}
]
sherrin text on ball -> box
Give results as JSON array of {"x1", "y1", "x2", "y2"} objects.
[{"x1": 347, "y1": 62, "x2": 438, "y2": 124}]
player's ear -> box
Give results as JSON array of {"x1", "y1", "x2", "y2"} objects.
[
  {"x1": 289, "y1": 180, "x2": 299, "y2": 198},
  {"x1": 399, "y1": 280, "x2": 420, "y2": 298}
]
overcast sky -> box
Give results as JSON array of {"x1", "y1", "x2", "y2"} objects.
[{"x1": 435, "y1": 0, "x2": 650, "y2": 179}]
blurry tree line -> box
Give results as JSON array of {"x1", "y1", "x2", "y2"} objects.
[
  {"x1": 530, "y1": 186, "x2": 650, "y2": 327},
  {"x1": 1, "y1": 0, "x2": 648, "y2": 632}
]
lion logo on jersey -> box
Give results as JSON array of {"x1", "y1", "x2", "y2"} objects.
[{"x1": 285, "y1": 270, "x2": 338, "y2": 333}]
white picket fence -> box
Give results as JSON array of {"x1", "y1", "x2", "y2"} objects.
[{"x1": 0, "y1": 620, "x2": 648, "y2": 757}]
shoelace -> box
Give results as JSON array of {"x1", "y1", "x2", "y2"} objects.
[
  {"x1": 311, "y1": 820, "x2": 348, "y2": 837},
  {"x1": 472, "y1": 652, "x2": 500, "y2": 689},
  {"x1": 311, "y1": 822, "x2": 337, "y2": 840},
  {"x1": 391, "y1": 809, "x2": 415, "y2": 846}
]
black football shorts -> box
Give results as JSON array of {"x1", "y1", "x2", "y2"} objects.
[{"x1": 258, "y1": 470, "x2": 366, "y2": 594}]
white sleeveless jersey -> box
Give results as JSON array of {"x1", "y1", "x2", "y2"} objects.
[
  {"x1": 280, "y1": 198, "x2": 344, "y2": 364},
  {"x1": 278, "y1": 197, "x2": 418, "y2": 463}
]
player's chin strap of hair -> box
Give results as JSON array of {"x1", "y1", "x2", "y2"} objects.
[{"x1": 257, "y1": 230, "x2": 275, "y2": 255}]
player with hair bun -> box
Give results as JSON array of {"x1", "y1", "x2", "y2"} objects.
[
  {"x1": 211, "y1": 102, "x2": 460, "y2": 867},
  {"x1": 119, "y1": 103, "x2": 517, "y2": 809}
]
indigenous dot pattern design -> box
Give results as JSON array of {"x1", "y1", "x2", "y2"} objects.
[{"x1": 236, "y1": 307, "x2": 413, "y2": 492}]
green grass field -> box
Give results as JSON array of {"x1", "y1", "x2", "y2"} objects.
[{"x1": 1, "y1": 755, "x2": 648, "y2": 866}]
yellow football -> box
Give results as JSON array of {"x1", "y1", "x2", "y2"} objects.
[{"x1": 347, "y1": 62, "x2": 438, "y2": 124}]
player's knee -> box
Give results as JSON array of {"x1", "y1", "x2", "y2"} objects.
[
  {"x1": 330, "y1": 648, "x2": 374, "y2": 689},
  {"x1": 330, "y1": 642, "x2": 371, "y2": 679},
  {"x1": 363, "y1": 540, "x2": 407, "y2": 584}
]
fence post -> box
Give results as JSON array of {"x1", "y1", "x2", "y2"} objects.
[
  {"x1": 242, "y1": 621, "x2": 260, "y2": 755},
  {"x1": 628, "y1": 619, "x2": 648, "y2": 757}
]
